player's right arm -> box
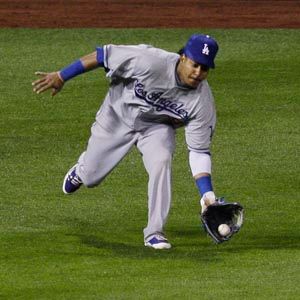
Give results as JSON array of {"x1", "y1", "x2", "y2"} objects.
[
  {"x1": 32, "y1": 44, "x2": 146, "y2": 96},
  {"x1": 32, "y1": 51, "x2": 99, "y2": 96}
]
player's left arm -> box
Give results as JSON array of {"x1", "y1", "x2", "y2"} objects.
[
  {"x1": 185, "y1": 91, "x2": 217, "y2": 211},
  {"x1": 32, "y1": 51, "x2": 101, "y2": 96}
]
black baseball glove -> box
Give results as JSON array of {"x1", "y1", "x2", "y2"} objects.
[{"x1": 200, "y1": 198, "x2": 244, "y2": 243}]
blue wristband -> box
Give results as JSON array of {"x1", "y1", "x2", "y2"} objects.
[
  {"x1": 196, "y1": 176, "x2": 213, "y2": 196},
  {"x1": 60, "y1": 60, "x2": 85, "y2": 82}
]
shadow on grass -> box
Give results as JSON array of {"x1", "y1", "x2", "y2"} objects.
[
  {"x1": 62, "y1": 217, "x2": 212, "y2": 261},
  {"x1": 71, "y1": 233, "x2": 219, "y2": 263},
  {"x1": 65, "y1": 228, "x2": 299, "y2": 264},
  {"x1": 63, "y1": 217, "x2": 299, "y2": 260}
]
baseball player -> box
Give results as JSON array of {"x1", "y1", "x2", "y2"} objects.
[{"x1": 32, "y1": 34, "x2": 219, "y2": 250}]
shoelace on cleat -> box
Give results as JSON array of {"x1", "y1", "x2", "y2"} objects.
[{"x1": 69, "y1": 174, "x2": 82, "y2": 185}]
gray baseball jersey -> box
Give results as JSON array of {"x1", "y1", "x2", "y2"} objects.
[
  {"x1": 100, "y1": 44, "x2": 216, "y2": 153},
  {"x1": 77, "y1": 44, "x2": 216, "y2": 239}
]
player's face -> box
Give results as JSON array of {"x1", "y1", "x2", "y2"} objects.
[{"x1": 177, "y1": 55, "x2": 209, "y2": 88}]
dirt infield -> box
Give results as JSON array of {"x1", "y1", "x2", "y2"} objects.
[{"x1": 0, "y1": 0, "x2": 299, "y2": 28}]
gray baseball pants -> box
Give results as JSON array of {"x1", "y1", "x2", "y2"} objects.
[{"x1": 75, "y1": 105, "x2": 175, "y2": 239}]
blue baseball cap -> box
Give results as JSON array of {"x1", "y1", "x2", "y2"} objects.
[{"x1": 184, "y1": 34, "x2": 219, "y2": 68}]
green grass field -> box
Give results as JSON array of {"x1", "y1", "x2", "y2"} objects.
[{"x1": 0, "y1": 28, "x2": 299, "y2": 299}]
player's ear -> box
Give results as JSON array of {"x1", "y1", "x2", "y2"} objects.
[{"x1": 180, "y1": 54, "x2": 186, "y2": 63}]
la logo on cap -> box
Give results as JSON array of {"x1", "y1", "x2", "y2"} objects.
[{"x1": 202, "y1": 43, "x2": 209, "y2": 55}]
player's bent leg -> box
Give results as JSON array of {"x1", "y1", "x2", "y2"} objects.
[{"x1": 76, "y1": 120, "x2": 137, "y2": 188}]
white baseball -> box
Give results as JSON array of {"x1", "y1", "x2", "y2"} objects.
[{"x1": 218, "y1": 224, "x2": 231, "y2": 236}]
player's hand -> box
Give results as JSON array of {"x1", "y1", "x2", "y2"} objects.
[
  {"x1": 32, "y1": 71, "x2": 64, "y2": 96},
  {"x1": 200, "y1": 191, "x2": 216, "y2": 214}
]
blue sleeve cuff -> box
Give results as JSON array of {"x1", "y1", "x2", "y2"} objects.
[
  {"x1": 96, "y1": 47, "x2": 105, "y2": 67},
  {"x1": 196, "y1": 176, "x2": 213, "y2": 196}
]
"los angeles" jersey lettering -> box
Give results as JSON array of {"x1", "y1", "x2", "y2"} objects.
[{"x1": 134, "y1": 81, "x2": 189, "y2": 121}]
